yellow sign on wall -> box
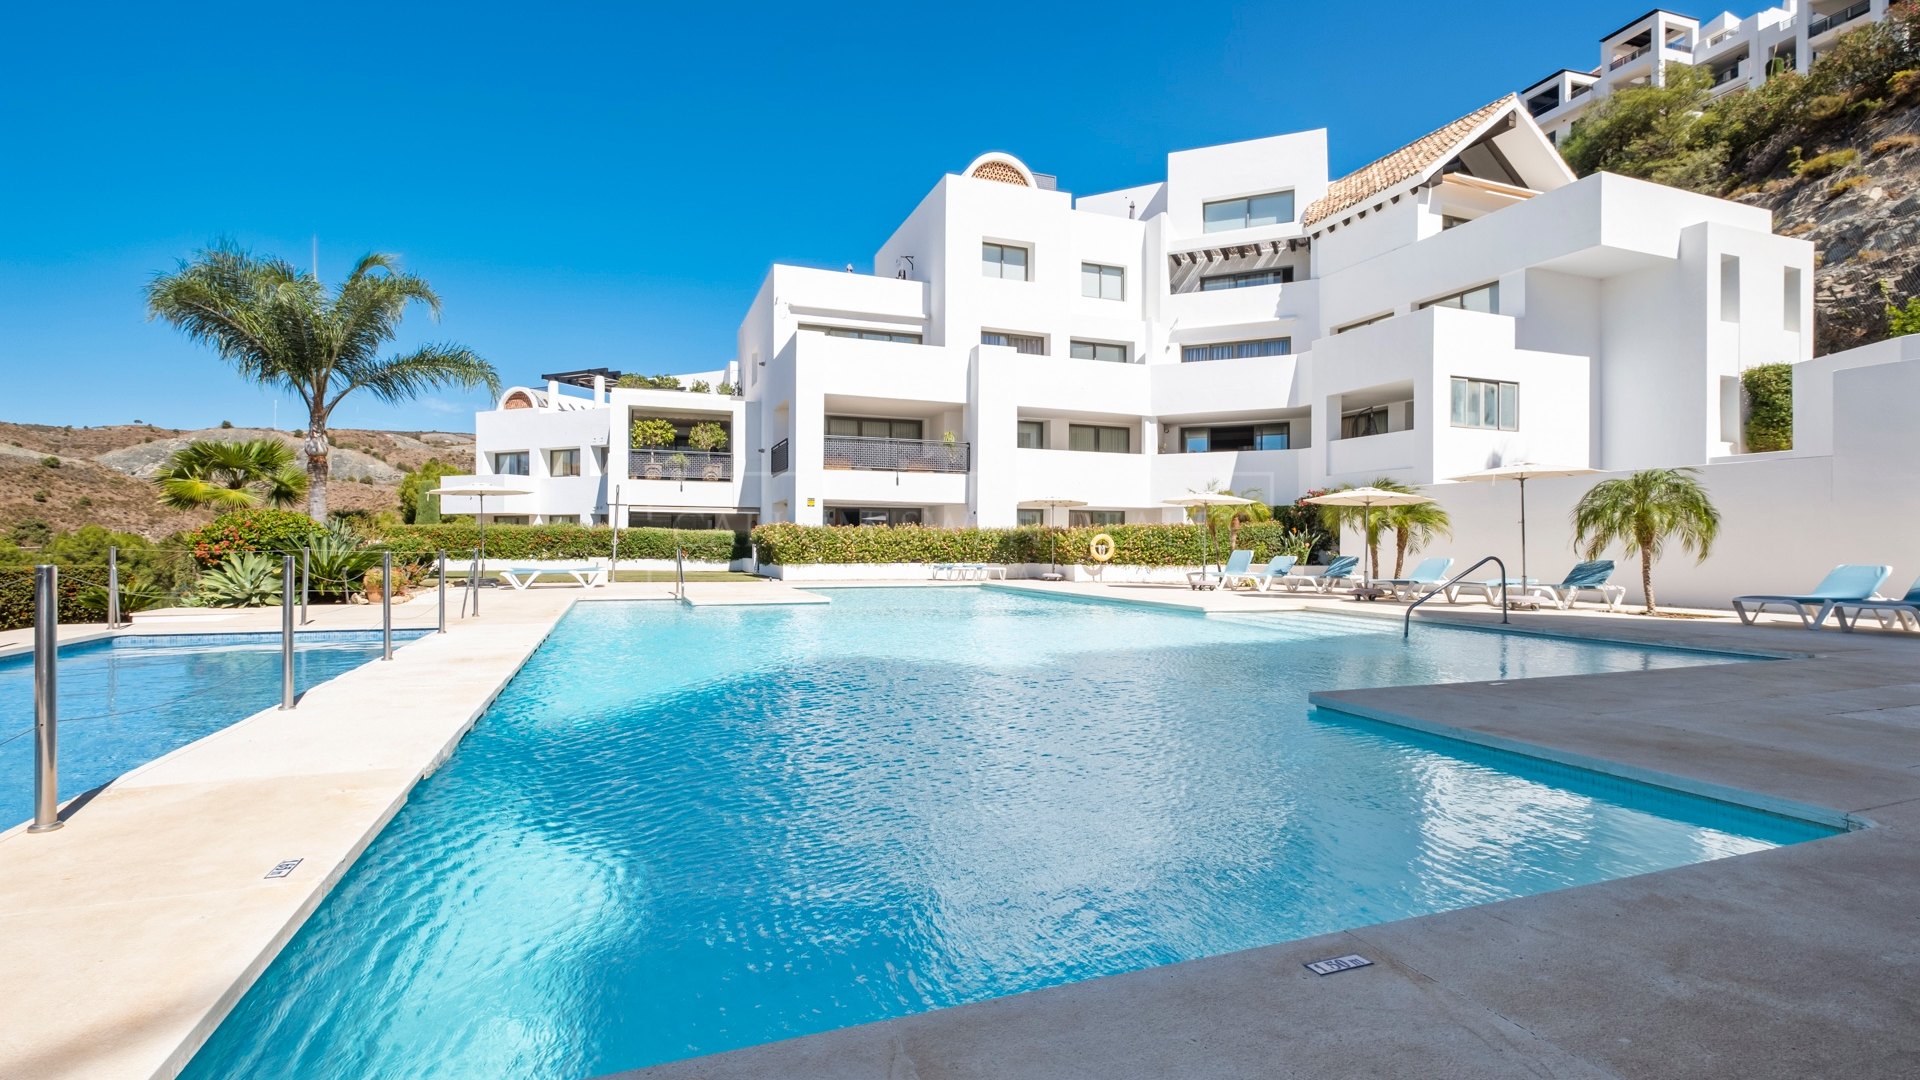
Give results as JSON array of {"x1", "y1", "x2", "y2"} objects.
[{"x1": 806, "y1": 498, "x2": 815, "y2": 508}]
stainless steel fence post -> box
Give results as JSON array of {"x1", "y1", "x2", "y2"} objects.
[
  {"x1": 107, "y1": 545, "x2": 120, "y2": 629},
  {"x1": 381, "y1": 551, "x2": 393, "y2": 660},
  {"x1": 437, "y1": 550, "x2": 448, "y2": 633},
  {"x1": 300, "y1": 546, "x2": 311, "y2": 625},
  {"x1": 280, "y1": 555, "x2": 296, "y2": 710},
  {"x1": 29, "y1": 565, "x2": 62, "y2": 832}
]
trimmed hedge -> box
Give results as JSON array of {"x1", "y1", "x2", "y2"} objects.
[
  {"x1": 751, "y1": 523, "x2": 1318, "y2": 566},
  {"x1": 0, "y1": 565, "x2": 110, "y2": 631},
  {"x1": 376, "y1": 524, "x2": 741, "y2": 562},
  {"x1": 1742, "y1": 363, "x2": 1793, "y2": 452}
]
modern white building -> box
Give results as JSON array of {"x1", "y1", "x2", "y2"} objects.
[
  {"x1": 1522, "y1": 2, "x2": 1896, "y2": 146},
  {"x1": 445, "y1": 94, "x2": 1814, "y2": 533}
]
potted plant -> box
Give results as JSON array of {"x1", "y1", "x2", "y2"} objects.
[
  {"x1": 668, "y1": 451, "x2": 691, "y2": 479},
  {"x1": 631, "y1": 417, "x2": 677, "y2": 479},
  {"x1": 942, "y1": 429, "x2": 963, "y2": 469},
  {"x1": 687, "y1": 421, "x2": 729, "y2": 480}
]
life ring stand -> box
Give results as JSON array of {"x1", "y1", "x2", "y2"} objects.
[{"x1": 1089, "y1": 533, "x2": 1116, "y2": 563}]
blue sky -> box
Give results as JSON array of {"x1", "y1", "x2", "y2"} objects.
[{"x1": 0, "y1": 1, "x2": 1655, "y2": 432}]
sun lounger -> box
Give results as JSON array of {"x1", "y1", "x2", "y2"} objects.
[
  {"x1": 1831, "y1": 576, "x2": 1920, "y2": 632},
  {"x1": 1188, "y1": 549, "x2": 1255, "y2": 590},
  {"x1": 1277, "y1": 555, "x2": 1360, "y2": 593},
  {"x1": 1515, "y1": 560, "x2": 1625, "y2": 611},
  {"x1": 498, "y1": 565, "x2": 607, "y2": 590},
  {"x1": 1242, "y1": 556, "x2": 1300, "y2": 592},
  {"x1": 1731, "y1": 564, "x2": 1892, "y2": 629},
  {"x1": 1376, "y1": 557, "x2": 1455, "y2": 601}
]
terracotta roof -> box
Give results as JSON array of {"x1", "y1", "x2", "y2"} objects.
[
  {"x1": 1302, "y1": 97, "x2": 1516, "y2": 228},
  {"x1": 971, "y1": 160, "x2": 1030, "y2": 186}
]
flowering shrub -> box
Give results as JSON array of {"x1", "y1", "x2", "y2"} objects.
[{"x1": 176, "y1": 509, "x2": 324, "y2": 569}]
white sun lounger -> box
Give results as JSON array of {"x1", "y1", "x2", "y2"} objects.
[{"x1": 498, "y1": 565, "x2": 608, "y2": 590}]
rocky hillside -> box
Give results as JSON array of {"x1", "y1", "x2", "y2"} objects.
[
  {"x1": 0, "y1": 423, "x2": 474, "y2": 539},
  {"x1": 1736, "y1": 99, "x2": 1920, "y2": 356}
]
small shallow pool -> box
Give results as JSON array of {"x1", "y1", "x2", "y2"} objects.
[
  {"x1": 186, "y1": 589, "x2": 1830, "y2": 1078},
  {"x1": 0, "y1": 630, "x2": 425, "y2": 827}
]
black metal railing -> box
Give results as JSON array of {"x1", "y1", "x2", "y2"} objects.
[
  {"x1": 630, "y1": 448, "x2": 733, "y2": 481},
  {"x1": 1810, "y1": 2, "x2": 1871, "y2": 37},
  {"x1": 822, "y1": 435, "x2": 970, "y2": 473},
  {"x1": 770, "y1": 439, "x2": 790, "y2": 476}
]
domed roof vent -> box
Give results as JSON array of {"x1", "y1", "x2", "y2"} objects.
[{"x1": 964, "y1": 153, "x2": 1035, "y2": 187}]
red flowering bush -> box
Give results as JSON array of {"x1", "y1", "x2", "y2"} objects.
[{"x1": 175, "y1": 509, "x2": 323, "y2": 569}]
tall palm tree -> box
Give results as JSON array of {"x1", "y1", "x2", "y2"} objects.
[
  {"x1": 1317, "y1": 477, "x2": 1413, "y2": 581},
  {"x1": 1571, "y1": 468, "x2": 1720, "y2": 614},
  {"x1": 154, "y1": 438, "x2": 307, "y2": 510},
  {"x1": 146, "y1": 242, "x2": 499, "y2": 519},
  {"x1": 1384, "y1": 498, "x2": 1452, "y2": 578}
]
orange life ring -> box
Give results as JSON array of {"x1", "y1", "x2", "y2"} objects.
[{"x1": 1089, "y1": 533, "x2": 1116, "y2": 562}]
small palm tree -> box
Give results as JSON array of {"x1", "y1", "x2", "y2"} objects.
[
  {"x1": 1384, "y1": 498, "x2": 1452, "y2": 578},
  {"x1": 1571, "y1": 468, "x2": 1720, "y2": 614},
  {"x1": 154, "y1": 439, "x2": 307, "y2": 510},
  {"x1": 1317, "y1": 477, "x2": 1413, "y2": 580},
  {"x1": 147, "y1": 242, "x2": 498, "y2": 519},
  {"x1": 1192, "y1": 488, "x2": 1274, "y2": 569}
]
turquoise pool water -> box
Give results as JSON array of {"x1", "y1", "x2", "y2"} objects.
[
  {"x1": 185, "y1": 589, "x2": 1829, "y2": 1079},
  {"x1": 0, "y1": 631, "x2": 425, "y2": 828}
]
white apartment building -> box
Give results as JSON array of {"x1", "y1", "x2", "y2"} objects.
[
  {"x1": 1522, "y1": 2, "x2": 1896, "y2": 146},
  {"x1": 444, "y1": 94, "x2": 1813, "y2": 532}
]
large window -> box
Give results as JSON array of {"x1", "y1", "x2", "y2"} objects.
[
  {"x1": 1068, "y1": 424, "x2": 1131, "y2": 454},
  {"x1": 804, "y1": 324, "x2": 923, "y2": 344},
  {"x1": 1181, "y1": 337, "x2": 1291, "y2": 363},
  {"x1": 982, "y1": 242, "x2": 1030, "y2": 281},
  {"x1": 547, "y1": 448, "x2": 580, "y2": 477},
  {"x1": 1784, "y1": 267, "x2": 1802, "y2": 332},
  {"x1": 982, "y1": 330, "x2": 1046, "y2": 355},
  {"x1": 1199, "y1": 267, "x2": 1294, "y2": 291},
  {"x1": 1341, "y1": 408, "x2": 1392, "y2": 439},
  {"x1": 1016, "y1": 508, "x2": 1045, "y2": 526},
  {"x1": 1070, "y1": 510, "x2": 1125, "y2": 526},
  {"x1": 1203, "y1": 190, "x2": 1295, "y2": 233},
  {"x1": 1016, "y1": 420, "x2": 1047, "y2": 449},
  {"x1": 1720, "y1": 254, "x2": 1740, "y2": 322},
  {"x1": 1451, "y1": 378, "x2": 1519, "y2": 431},
  {"x1": 1070, "y1": 340, "x2": 1128, "y2": 364},
  {"x1": 492, "y1": 451, "x2": 529, "y2": 476},
  {"x1": 1183, "y1": 423, "x2": 1290, "y2": 453},
  {"x1": 826, "y1": 416, "x2": 924, "y2": 440},
  {"x1": 828, "y1": 507, "x2": 925, "y2": 527},
  {"x1": 1081, "y1": 262, "x2": 1124, "y2": 300},
  {"x1": 1419, "y1": 281, "x2": 1500, "y2": 314}
]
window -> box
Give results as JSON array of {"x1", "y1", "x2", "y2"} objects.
[
  {"x1": 1016, "y1": 420, "x2": 1047, "y2": 449},
  {"x1": 491, "y1": 515, "x2": 530, "y2": 526},
  {"x1": 1070, "y1": 510, "x2": 1125, "y2": 526},
  {"x1": 1199, "y1": 267, "x2": 1294, "y2": 291},
  {"x1": 982, "y1": 242, "x2": 1029, "y2": 281},
  {"x1": 1419, "y1": 281, "x2": 1500, "y2": 314},
  {"x1": 1784, "y1": 267, "x2": 1802, "y2": 332},
  {"x1": 1720, "y1": 254, "x2": 1740, "y2": 322},
  {"x1": 1441, "y1": 215, "x2": 1471, "y2": 230},
  {"x1": 1016, "y1": 508, "x2": 1046, "y2": 526},
  {"x1": 1068, "y1": 424, "x2": 1131, "y2": 453},
  {"x1": 492, "y1": 451, "x2": 529, "y2": 475},
  {"x1": 1182, "y1": 423, "x2": 1290, "y2": 453},
  {"x1": 1334, "y1": 312, "x2": 1393, "y2": 334},
  {"x1": 1081, "y1": 262, "x2": 1124, "y2": 300},
  {"x1": 1181, "y1": 337, "x2": 1291, "y2": 363},
  {"x1": 1450, "y1": 378, "x2": 1520, "y2": 431},
  {"x1": 1202, "y1": 190, "x2": 1296, "y2": 233},
  {"x1": 548, "y1": 448, "x2": 580, "y2": 477},
  {"x1": 826, "y1": 416, "x2": 924, "y2": 440},
  {"x1": 1341, "y1": 408, "x2": 1392, "y2": 439},
  {"x1": 804, "y1": 324, "x2": 923, "y2": 344},
  {"x1": 829, "y1": 507, "x2": 924, "y2": 527},
  {"x1": 1070, "y1": 340, "x2": 1128, "y2": 364},
  {"x1": 982, "y1": 330, "x2": 1047, "y2": 355}
]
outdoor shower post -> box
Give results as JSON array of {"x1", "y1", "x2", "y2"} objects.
[
  {"x1": 106, "y1": 545, "x2": 120, "y2": 630},
  {"x1": 280, "y1": 555, "x2": 296, "y2": 710},
  {"x1": 301, "y1": 546, "x2": 311, "y2": 625},
  {"x1": 381, "y1": 551, "x2": 393, "y2": 661},
  {"x1": 437, "y1": 550, "x2": 447, "y2": 633},
  {"x1": 29, "y1": 565, "x2": 62, "y2": 833}
]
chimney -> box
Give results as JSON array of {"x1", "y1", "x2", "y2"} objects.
[
  {"x1": 593, "y1": 373, "x2": 607, "y2": 403},
  {"x1": 546, "y1": 379, "x2": 560, "y2": 410}
]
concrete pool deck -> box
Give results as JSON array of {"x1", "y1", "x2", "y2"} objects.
[{"x1": 1, "y1": 579, "x2": 1916, "y2": 1078}]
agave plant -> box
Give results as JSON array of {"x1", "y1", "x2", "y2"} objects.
[
  {"x1": 193, "y1": 551, "x2": 286, "y2": 608},
  {"x1": 305, "y1": 520, "x2": 381, "y2": 600}
]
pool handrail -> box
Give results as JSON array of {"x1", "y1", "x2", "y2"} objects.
[{"x1": 1406, "y1": 555, "x2": 1510, "y2": 637}]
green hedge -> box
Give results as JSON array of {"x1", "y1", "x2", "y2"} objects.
[
  {"x1": 376, "y1": 524, "x2": 741, "y2": 562},
  {"x1": 1742, "y1": 363, "x2": 1793, "y2": 452},
  {"x1": 0, "y1": 566, "x2": 111, "y2": 631},
  {"x1": 751, "y1": 523, "x2": 1318, "y2": 566}
]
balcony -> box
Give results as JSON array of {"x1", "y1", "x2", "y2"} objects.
[
  {"x1": 770, "y1": 439, "x2": 790, "y2": 476},
  {"x1": 1810, "y1": 2, "x2": 1871, "y2": 38},
  {"x1": 823, "y1": 435, "x2": 970, "y2": 473},
  {"x1": 1609, "y1": 44, "x2": 1651, "y2": 70},
  {"x1": 1712, "y1": 61, "x2": 1745, "y2": 87},
  {"x1": 630, "y1": 448, "x2": 733, "y2": 482}
]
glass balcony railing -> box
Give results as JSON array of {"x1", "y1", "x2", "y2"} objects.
[{"x1": 1810, "y1": 2, "x2": 1871, "y2": 37}]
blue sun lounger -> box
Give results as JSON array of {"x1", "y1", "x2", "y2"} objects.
[
  {"x1": 1188, "y1": 549, "x2": 1255, "y2": 590},
  {"x1": 1241, "y1": 555, "x2": 1300, "y2": 592},
  {"x1": 1831, "y1": 575, "x2": 1920, "y2": 632},
  {"x1": 1277, "y1": 555, "x2": 1360, "y2": 593},
  {"x1": 1731, "y1": 564, "x2": 1891, "y2": 629},
  {"x1": 1376, "y1": 556, "x2": 1455, "y2": 601}
]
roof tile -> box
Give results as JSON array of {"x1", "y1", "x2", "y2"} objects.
[{"x1": 1302, "y1": 97, "x2": 1516, "y2": 228}]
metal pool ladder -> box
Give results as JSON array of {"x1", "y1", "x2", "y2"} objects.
[
  {"x1": 673, "y1": 546, "x2": 688, "y2": 604},
  {"x1": 1405, "y1": 555, "x2": 1510, "y2": 638}
]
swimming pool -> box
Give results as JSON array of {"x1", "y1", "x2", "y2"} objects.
[
  {"x1": 0, "y1": 630, "x2": 426, "y2": 828},
  {"x1": 185, "y1": 589, "x2": 1831, "y2": 1078}
]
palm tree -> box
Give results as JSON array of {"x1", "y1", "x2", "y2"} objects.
[
  {"x1": 1317, "y1": 477, "x2": 1412, "y2": 580},
  {"x1": 1384, "y1": 498, "x2": 1452, "y2": 578},
  {"x1": 1199, "y1": 488, "x2": 1274, "y2": 567},
  {"x1": 146, "y1": 242, "x2": 499, "y2": 519},
  {"x1": 1571, "y1": 468, "x2": 1720, "y2": 614},
  {"x1": 154, "y1": 438, "x2": 307, "y2": 510}
]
